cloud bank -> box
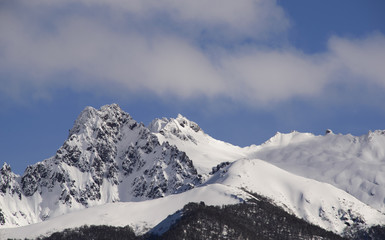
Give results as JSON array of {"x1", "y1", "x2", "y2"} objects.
[{"x1": 0, "y1": 0, "x2": 384, "y2": 105}]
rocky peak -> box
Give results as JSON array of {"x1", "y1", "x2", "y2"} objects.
[
  {"x1": 19, "y1": 104, "x2": 139, "y2": 201},
  {"x1": 13, "y1": 104, "x2": 201, "y2": 224},
  {"x1": 0, "y1": 162, "x2": 21, "y2": 197},
  {"x1": 325, "y1": 129, "x2": 334, "y2": 135},
  {"x1": 69, "y1": 104, "x2": 133, "y2": 136},
  {"x1": 1, "y1": 162, "x2": 12, "y2": 174},
  {"x1": 0, "y1": 163, "x2": 15, "y2": 190},
  {"x1": 175, "y1": 114, "x2": 201, "y2": 133},
  {"x1": 56, "y1": 104, "x2": 137, "y2": 171},
  {"x1": 148, "y1": 118, "x2": 169, "y2": 133},
  {"x1": 149, "y1": 114, "x2": 202, "y2": 145},
  {"x1": 149, "y1": 115, "x2": 201, "y2": 134}
]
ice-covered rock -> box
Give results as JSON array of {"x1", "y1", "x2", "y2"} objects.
[{"x1": 0, "y1": 104, "x2": 201, "y2": 227}]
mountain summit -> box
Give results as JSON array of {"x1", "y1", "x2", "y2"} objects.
[{"x1": 0, "y1": 104, "x2": 201, "y2": 227}]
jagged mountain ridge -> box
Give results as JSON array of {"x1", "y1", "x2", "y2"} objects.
[
  {"x1": 1, "y1": 104, "x2": 385, "y2": 239},
  {"x1": 150, "y1": 115, "x2": 385, "y2": 213},
  {"x1": 0, "y1": 104, "x2": 201, "y2": 226}
]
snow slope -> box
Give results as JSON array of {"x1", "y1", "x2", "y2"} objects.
[
  {"x1": 0, "y1": 184, "x2": 248, "y2": 239},
  {"x1": 151, "y1": 116, "x2": 385, "y2": 213},
  {"x1": 250, "y1": 131, "x2": 385, "y2": 212},
  {"x1": 206, "y1": 158, "x2": 385, "y2": 234}
]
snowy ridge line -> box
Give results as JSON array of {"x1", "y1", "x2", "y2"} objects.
[
  {"x1": 0, "y1": 184, "x2": 249, "y2": 239},
  {"x1": 205, "y1": 158, "x2": 385, "y2": 234},
  {"x1": 150, "y1": 114, "x2": 385, "y2": 213},
  {"x1": 249, "y1": 130, "x2": 385, "y2": 213}
]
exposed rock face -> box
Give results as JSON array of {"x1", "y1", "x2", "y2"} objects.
[
  {"x1": 149, "y1": 114, "x2": 201, "y2": 144},
  {"x1": 1, "y1": 104, "x2": 201, "y2": 226},
  {"x1": 0, "y1": 163, "x2": 21, "y2": 199}
]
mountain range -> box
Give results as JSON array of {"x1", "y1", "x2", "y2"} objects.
[{"x1": 1, "y1": 104, "x2": 384, "y2": 239}]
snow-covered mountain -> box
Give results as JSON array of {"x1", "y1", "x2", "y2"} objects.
[
  {"x1": 1, "y1": 104, "x2": 384, "y2": 239},
  {"x1": 206, "y1": 159, "x2": 385, "y2": 234},
  {"x1": 250, "y1": 130, "x2": 385, "y2": 213},
  {"x1": 0, "y1": 104, "x2": 201, "y2": 227},
  {"x1": 151, "y1": 115, "x2": 385, "y2": 213}
]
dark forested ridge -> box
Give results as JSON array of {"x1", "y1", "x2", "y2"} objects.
[
  {"x1": 21, "y1": 195, "x2": 385, "y2": 240},
  {"x1": 147, "y1": 200, "x2": 345, "y2": 240},
  {"x1": 36, "y1": 225, "x2": 137, "y2": 240}
]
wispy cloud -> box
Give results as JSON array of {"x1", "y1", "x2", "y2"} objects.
[
  {"x1": 328, "y1": 33, "x2": 385, "y2": 87},
  {"x1": 0, "y1": 0, "x2": 384, "y2": 105}
]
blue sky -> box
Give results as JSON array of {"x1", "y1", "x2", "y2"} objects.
[{"x1": 1, "y1": 0, "x2": 385, "y2": 174}]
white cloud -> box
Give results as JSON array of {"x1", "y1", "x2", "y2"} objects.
[
  {"x1": 220, "y1": 49, "x2": 336, "y2": 103},
  {"x1": 0, "y1": 0, "x2": 384, "y2": 105},
  {"x1": 328, "y1": 33, "x2": 385, "y2": 86},
  {"x1": 20, "y1": 0, "x2": 289, "y2": 41}
]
